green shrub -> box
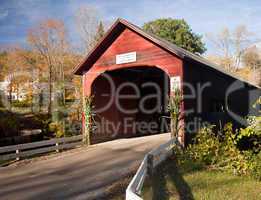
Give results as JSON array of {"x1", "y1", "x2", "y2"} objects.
[
  {"x1": 168, "y1": 88, "x2": 182, "y2": 139},
  {"x1": 83, "y1": 96, "x2": 94, "y2": 145},
  {"x1": 185, "y1": 123, "x2": 261, "y2": 180},
  {"x1": 12, "y1": 100, "x2": 31, "y2": 107},
  {"x1": 173, "y1": 144, "x2": 204, "y2": 174},
  {"x1": 0, "y1": 116, "x2": 19, "y2": 135},
  {"x1": 187, "y1": 125, "x2": 221, "y2": 165},
  {"x1": 249, "y1": 151, "x2": 261, "y2": 180},
  {"x1": 49, "y1": 122, "x2": 64, "y2": 138},
  {"x1": 235, "y1": 116, "x2": 261, "y2": 152},
  {"x1": 0, "y1": 97, "x2": 3, "y2": 108}
]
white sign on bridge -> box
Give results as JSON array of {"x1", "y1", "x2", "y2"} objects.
[
  {"x1": 116, "y1": 52, "x2": 136, "y2": 64},
  {"x1": 170, "y1": 76, "x2": 181, "y2": 91}
]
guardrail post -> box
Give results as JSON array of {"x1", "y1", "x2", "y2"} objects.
[
  {"x1": 147, "y1": 154, "x2": 154, "y2": 176},
  {"x1": 16, "y1": 149, "x2": 20, "y2": 161},
  {"x1": 56, "y1": 143, "x2": 59, "y2": 153}
]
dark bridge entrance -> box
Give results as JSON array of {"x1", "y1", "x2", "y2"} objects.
[{"x1": 91, "y1": 66, "x2": 170, "y2": 143}]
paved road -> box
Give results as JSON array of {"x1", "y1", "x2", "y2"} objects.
[{"x1": 0, "y1": 133, "x2": 170, "y2": 200}]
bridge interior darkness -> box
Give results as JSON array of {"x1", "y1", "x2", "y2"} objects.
[{"x1": 91, "y1": 66, "x2": 170, "y2": 143}]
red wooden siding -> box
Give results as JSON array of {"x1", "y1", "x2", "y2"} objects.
[{"x1": 83, "y1": 27, "x2": 183, "y2": 96}]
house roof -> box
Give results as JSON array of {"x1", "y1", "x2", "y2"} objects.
[{"x1": 73, "y1": 18, "x2": 260, "y2": 89}]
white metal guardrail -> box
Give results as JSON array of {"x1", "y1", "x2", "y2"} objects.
[
  {"x1": 126, "y1": 138, "x2": 177, "y2": 200},
  {"x1": 0, "y1": 135, "x2": 83, "y2": 161}
]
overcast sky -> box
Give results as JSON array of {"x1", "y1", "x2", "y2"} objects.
[{"x1": 0, "y1": 0, "x2": 260, "y2": 54}]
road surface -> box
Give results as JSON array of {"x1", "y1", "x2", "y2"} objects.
[{"x1": 0, "y1": 133, "x2": 170, "y2": 200}]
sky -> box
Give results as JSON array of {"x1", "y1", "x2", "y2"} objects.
[{"x1": 0, "y1": 0, "x2": 261, "y2": 54}]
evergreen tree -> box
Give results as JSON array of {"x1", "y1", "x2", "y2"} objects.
[{"x1": 143, "y1": 18, "x2": 206, "y2": 54}]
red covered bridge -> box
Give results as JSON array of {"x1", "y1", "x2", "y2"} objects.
[{"x1": 73, "y1": 18, "x2": 260, "y2": 145}]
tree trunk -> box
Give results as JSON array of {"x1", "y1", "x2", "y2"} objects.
[
  {"x1": 48, "y1": 64, "x2": 52, "y2": 116},
  {"x1": 30, "y1": 68, "x2": 34, "y2": 113},
  {"x1": 8, "y1": 84, "x2": 12, "y2": 111}
]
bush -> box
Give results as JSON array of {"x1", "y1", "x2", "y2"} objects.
[
  {"x1": 0, "y1": 97, "x2": 3, "y2": 108},
  {"x1": 186, "y1": 125, "x2": 220, "y2": 165},
  {"x1": 249, "y1": 151, "x2": 261, "y2": 180},
  {"x1": 12, "y1": 100, "x2": 31, "y2": 107},
  {"x1": 49, "y1": 122, "x2": 64, "y2": 138},
  {"x1": 235, "y1": 116, "x2": 261, "y2": 152},
  {"x1": 0, "y1": 115, "x2": 19, "y2": 136},
  {"x1": 185, "y1": 123, "x2": 261, "y2": 180}
]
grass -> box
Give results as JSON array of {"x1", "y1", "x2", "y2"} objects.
[{"x1": 142, "y1": 157, "x2": 261, "y2": 200}]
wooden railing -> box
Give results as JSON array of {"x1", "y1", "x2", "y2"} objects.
[
  {"x1": 0, "y1": 135, "x2": 83, "y2": 161},
  {"x1": 126, "y1": 138, "x2": 177, "y2": 200}
]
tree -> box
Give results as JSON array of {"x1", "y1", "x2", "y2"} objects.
[
  {"x1": 143, "y1": 18, "x2": 206, "y2": 54},
  {"x1": 234, "y1": 26, "x2": 250, "y2": 68},
  {"x1": 0, "y1": 51, "x2": 8, "y2": 81},
  {"x1": 17, "y1": 50, "x2": 41, "y2": 113},
  {"x1": 243, "y1": 47, "x2": 261, "y2": 71},
  {"x1": 27, "y1": 19, "x2": 68, "y2": 115},
  {"x1": 75, "y1": 6, "x2": 101, "y2": 53},
  {"x1": 207, "y1": 25, "x2": 254, "y2": 71},
  {"x1": 242, "y1": 47, "x2": 261, "y2": 85},
  {"x1": 207, "y1": 28, "x2": 233, "y2": 70},
  {"x1": 93, "y1": 21, "x2": 105, "y2": 45},
  {"x1": 1, "y1": 49, "x2": 30, "y2": 110}
]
